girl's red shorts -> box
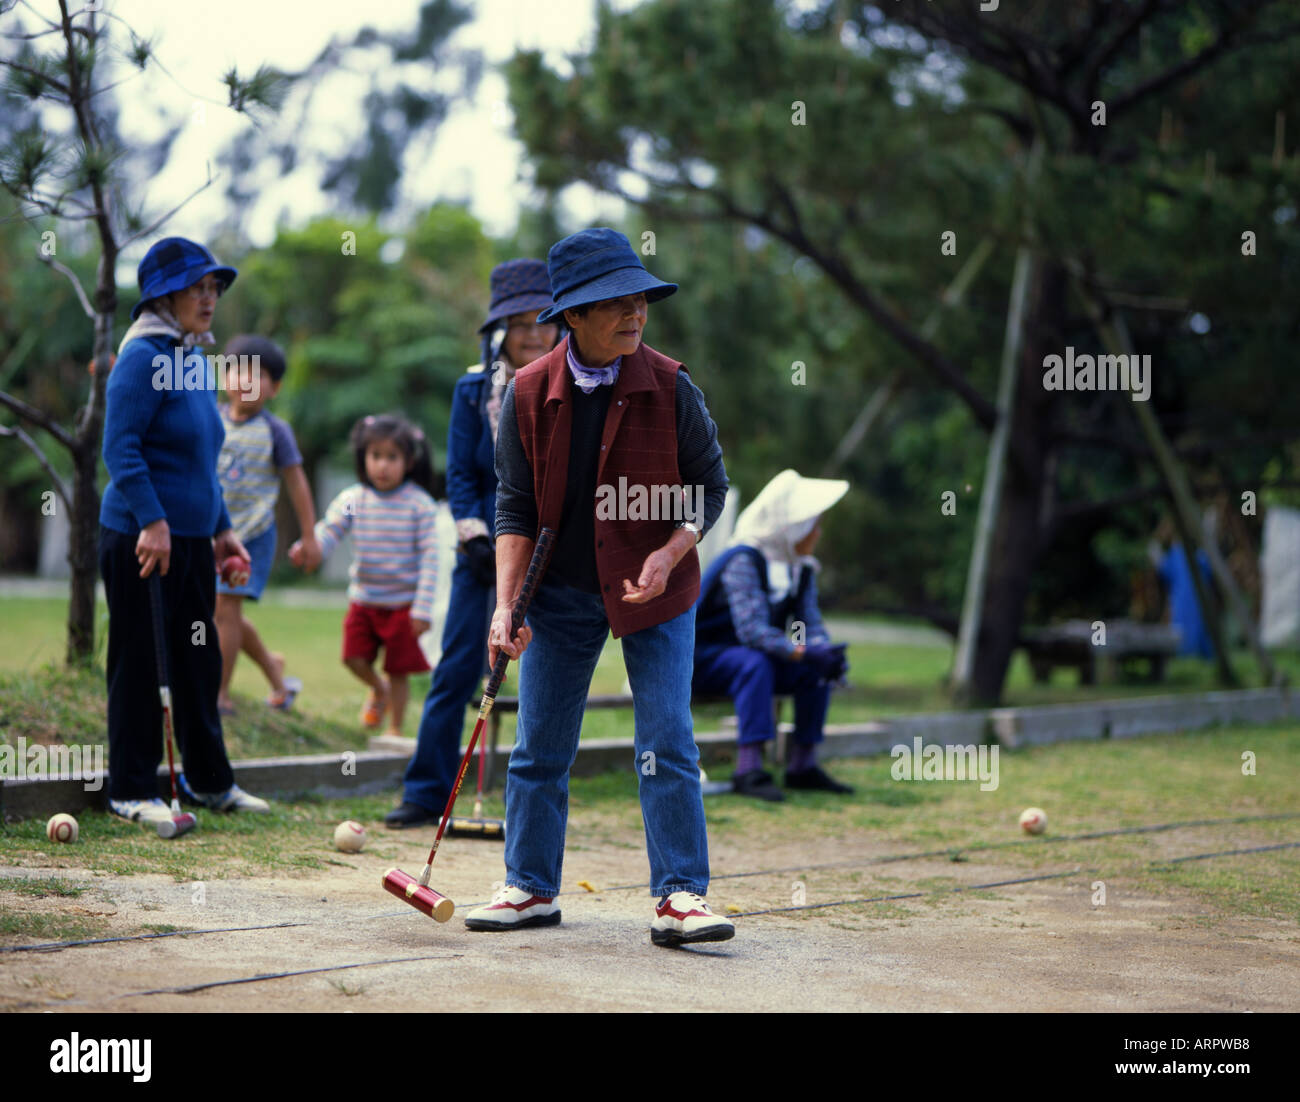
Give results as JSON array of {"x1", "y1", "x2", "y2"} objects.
[{"x1": 342, "y1": 602, "x2": 430, "y2": 674}]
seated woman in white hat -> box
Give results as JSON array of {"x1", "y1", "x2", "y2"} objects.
[{"x1": 693, "y1": 470, "x2": 853, "y2": 801}]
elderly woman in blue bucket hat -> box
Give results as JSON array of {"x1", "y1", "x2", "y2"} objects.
[
  {"x1": 386, "y1": 259, "x2": 562, "y2": 828},
  {"x1": 99, "y1": 237, "x2": 270, "y2": 829},
  {"x1": 463, "y1": 228, "x2": 734, "y2": 948}
]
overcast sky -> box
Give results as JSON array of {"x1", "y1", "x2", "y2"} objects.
[{"x1": 45, "y1": 0, "x2": 638, "y2": 265}]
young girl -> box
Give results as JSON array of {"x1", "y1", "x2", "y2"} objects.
[{"x1": 291, "y1": 414, "x2": 441, "y2": 737}]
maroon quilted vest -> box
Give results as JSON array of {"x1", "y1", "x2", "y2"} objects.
[{"x1": 512, "y1": 336, "x2": 700, "y2": 638}]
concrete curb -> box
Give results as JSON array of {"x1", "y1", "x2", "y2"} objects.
[
  {"x1": 3, "y1": 689, "x2": 1295, "y2": 821},
  {"x1": 1, "y1": 750, "x2": 410, "y2": 822}
]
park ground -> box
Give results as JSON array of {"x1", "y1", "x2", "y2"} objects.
[
  {"x1": 1, "y1": 726, "x2": 1297, "y2": 1012},
  {"x1": 1, "y1": 587, "x2": 1298, "y2": 1011}
]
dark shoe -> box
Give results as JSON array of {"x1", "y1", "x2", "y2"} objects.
[
  {"x1": 732, "y1": 769, "x2": 785, "y2": 802},
  {"x1": 384, "y1": 801, "x2": 440, "y2": 829},
  {"x1": 785, "y1": 765, "x2": 855, "y2": 794}
]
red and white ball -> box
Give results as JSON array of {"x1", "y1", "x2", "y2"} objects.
[
  {"x1": 221, "y1": 555, "x2": 252, "y2": 587},
  {"x1": 333, "y1": 820, "x2": 366, "y2": 853},
  {"x1": 46, "y1": 813, "x2": 78, "y2": 844},
  {"x1": 1019, "y1": 807, "x2": 1047, "y2": 835}
]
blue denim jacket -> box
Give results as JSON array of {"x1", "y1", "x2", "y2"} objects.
[{"x1": 445, "y1": 368, "x2": 497, "y2": 532}]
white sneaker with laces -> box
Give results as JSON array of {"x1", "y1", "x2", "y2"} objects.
[
  {"x1": 651, "y1": 891, "x2": 735, "y2": 948},
  {"x1": 108, "y1": 797, "x2": 175, "y2": 826},
  {"x1": 464, "y1": 885, "x2": 561, "y2": 931}
]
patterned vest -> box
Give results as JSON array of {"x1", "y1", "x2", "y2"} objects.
[{"x1": 512, "y1": 337, "x2": 700, "y2": 638}]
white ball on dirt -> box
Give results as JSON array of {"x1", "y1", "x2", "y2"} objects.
[
  {"x1": 47, "y1": 813, "x2": 78, "y2": 844},
  {"x1": 1019, "y1": 807, "x2": 1047, "y2": 835},
  {"x1": 333, "y1": 820, "x2": 366, "y2": 853}
]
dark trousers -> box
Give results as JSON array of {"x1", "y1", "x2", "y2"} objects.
[
  {"x1": 100, "y1": 526, "x2": 235, "y2": 801},
  {"x1": 403, "y1": 552, "x2": 493, "y2": 811},
  {"x1": 693, "y1": 644, "x2": 830, "y2": 746}
]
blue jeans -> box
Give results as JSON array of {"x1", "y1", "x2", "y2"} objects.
[
  {"x1": 693, "y1": 645, "x2": 830, "y2": 746},
  {"x1": 403, "y1": 553, "x2": 493, "y2": 811},
  {"x1": 504, "y1": 579, "x2": 709, "y2": 899}
]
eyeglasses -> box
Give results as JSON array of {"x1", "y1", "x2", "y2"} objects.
[
  {"x1": 506, "y1": 320, "x2": 558, "y2": 334},
  {"x1": 183, "y1": 278, "x2": 225, "y2": 302}
]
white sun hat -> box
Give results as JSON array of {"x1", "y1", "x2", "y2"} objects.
[{"x1": 729, "y1": 469, "x2": 850, "y2": 568}]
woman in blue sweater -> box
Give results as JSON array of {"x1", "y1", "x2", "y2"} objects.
[{"x1": 100, "y1": 237, "x2": 269, "y2": 827}]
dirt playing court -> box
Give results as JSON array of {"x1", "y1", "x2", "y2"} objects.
[{"x1": 3, "y1": 825, "x2": 1297, "y2": 1013}]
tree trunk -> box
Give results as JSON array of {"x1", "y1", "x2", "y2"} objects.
[
  {"x1": 65, "y1": 264, "x2": 115, "y2": 666},
  {"x1": 969, "y1": 440, "x2": 1046, "y2": 704},
  {"x1": 65, "y1": 439, "x2": 99, "y2": 664},
  {"x1": 965, "y1": 262, "x2": 1066, "y2": 704}
]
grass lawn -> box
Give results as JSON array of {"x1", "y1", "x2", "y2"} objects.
[
  {"x1": 1, "y1": 721, "x2": 1295, "y2": 945},
  {"x1": 1, "y1": 591, "x2": 1297, "y2": 758}
]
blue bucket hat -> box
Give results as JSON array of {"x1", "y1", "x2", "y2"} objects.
[
  {"x1": 133, "y1": 236, "x2": 237, "y2": 320},
  {"x1": 535, "y1": 228, "x2": 677, "y2": 324},
  {"x1": 479, "y1": 258, "x2": 554, "y2": 334}
]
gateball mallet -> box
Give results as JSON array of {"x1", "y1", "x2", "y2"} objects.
[
  {"x1": 445, "y1": 683, "x2": 506, "y2": 839},
  {"x1": 146, "y1": 572, "x2": 199, "y2": 840},
  {"x1": 383, "y1": 527, "x2": 555, "y2": 921}
]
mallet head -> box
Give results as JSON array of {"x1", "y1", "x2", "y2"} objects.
[
  {"x1": 383, "y1": 868, "x2": 454, "y2": 922},
  {"x1": 446, "y1": 817, "x2": 505, "y2": 840},
  {"x1": 156, "y1": 812, "x2": 197, "y2": 839}
]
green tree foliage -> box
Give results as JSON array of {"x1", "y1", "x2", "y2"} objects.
[
  {"x1": 506, "y1": 0, "x2": 1300, "y2": 700},
  {"x1": 216, "y1": 203, "x2": 492, "y2": 489},
  {"x1": 0, "y1": 0, "x2": 286, "y2": 662}
]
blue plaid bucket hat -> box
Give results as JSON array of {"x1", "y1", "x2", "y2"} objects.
[
  {"x1": 479, "y1": 259, "x2": 554, "y2": 334},
  {"x1": 535, "y1": 228, "x2": 676, "y2": 324},
  {"x1": 133, "y1": 237, "x2": 237, "y2": 320}
]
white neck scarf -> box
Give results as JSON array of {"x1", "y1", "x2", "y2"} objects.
[{"x1": 117, "y1": 303, "x2": 215, "y2": 355}]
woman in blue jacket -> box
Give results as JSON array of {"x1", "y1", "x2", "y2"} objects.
[
  {"x1": 387, "y1": 259, "x2": 560, "y2": 827},
  {"x1": 100, "y1": 237, "x2": 269, "y2": 827}
]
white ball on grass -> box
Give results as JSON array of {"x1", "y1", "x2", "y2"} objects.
[
  {"x1": 1019, "y1": 807, "x2": 1047, "y2": 835},
  {"x1": 333, "y1": 820, "x2": 366, "y2": 853},
  {"x1": 47, "y1": 813, "x2": 78, "y2": 844}
]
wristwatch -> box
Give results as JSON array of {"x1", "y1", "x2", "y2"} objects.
[{"x1": 675, "y1": 521, "x2": 703, "y2": 542}]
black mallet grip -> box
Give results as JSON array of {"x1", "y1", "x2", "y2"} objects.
[
  {"x1": 146, "y1": 572, "x2": 170, "y2": 689},
  {"x1": 484, "y1": 527, "x2": 555, "y2": 701}
]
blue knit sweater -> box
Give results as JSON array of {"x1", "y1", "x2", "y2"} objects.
[{"x1": 100, "y1": 333, "x2": 233, "y2": 538}]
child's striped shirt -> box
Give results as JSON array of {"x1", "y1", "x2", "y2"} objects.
[{"x1": 315, "y1": 481, "x2": 441, "y2": 623}]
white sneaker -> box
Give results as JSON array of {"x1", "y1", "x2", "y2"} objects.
[
  {"x1": 108, "y1": 797, "x2": 175, "y2": 826},
  {"x1": 651, "y1": 891, "x2": 735, "y2": 948},
  {"x1": 191, "y1": 784, "x2": 270, "y2": 813},
  {"x1": 464, "y1": 885, "x2": 561, "y2": 931}
]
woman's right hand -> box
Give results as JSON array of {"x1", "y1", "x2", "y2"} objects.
[
  {"x1": 487, "y1": 603, "x2": 533, "y2": 670},
  {"x1": 136, "y1": 518, "x2": 171, "y2": 578}
]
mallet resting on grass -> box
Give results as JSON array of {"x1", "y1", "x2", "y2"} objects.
[{"x1": 147, "y1": 573, "x2": 198, "y2": 840}]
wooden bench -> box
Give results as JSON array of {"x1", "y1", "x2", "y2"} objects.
[{"x1": 1020, "y1": 619, "x2": 1181, "y2": 686}]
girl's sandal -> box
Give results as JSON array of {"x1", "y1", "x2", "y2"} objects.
[
  {"x1": 359, "y1": 692, "x2": 387, "y2": 729},
  {"x1": 267, "y1": 676, "x2": 302, "y2": 712}
]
